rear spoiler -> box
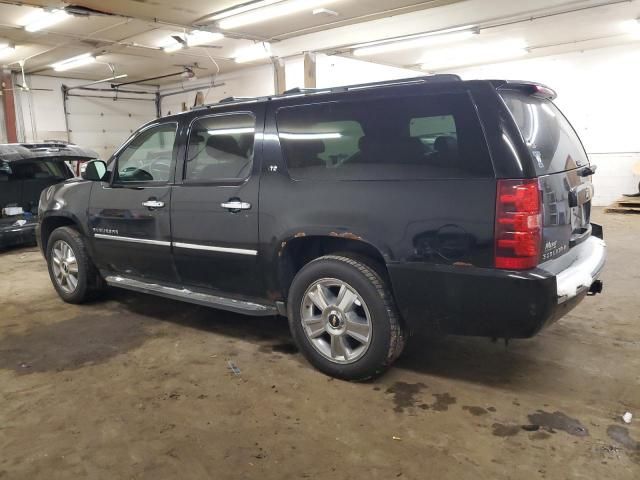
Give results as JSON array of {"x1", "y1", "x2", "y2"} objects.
[{"x1": 491, "y1": 80, "x2": 557, "y2": 100}]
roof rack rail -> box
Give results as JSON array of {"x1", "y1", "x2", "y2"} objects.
[
  {"x1": 340, "y1": 74, "x2": 461, "y2": 92},
  {"x1": 282, "y1": 87, "x2": 322, "y2": 95},
  {"x1": 192, "y1": 74, "x2": 463, "y2": 111},
  {"x1": 218, "y1": 96, "x2": 255, "y2": 104},
  {"x1": 275, "y1": 74, "x2": 462, "y2": 98}
]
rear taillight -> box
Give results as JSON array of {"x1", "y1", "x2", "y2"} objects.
[{"x1": 495, "y1": 179, "x2": 542, "y2": 270}]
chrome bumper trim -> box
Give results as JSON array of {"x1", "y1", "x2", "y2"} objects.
[{"x1": 556, "y1": 236, "x2": 606, "y2": 303}]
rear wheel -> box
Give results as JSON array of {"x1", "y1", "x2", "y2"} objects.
[
  {"x1": 46, "y1": 226, "x2": 104, "y2": 303},
  {"x1": 288, "y1": 255, "x2": 405, "y2": 380}
]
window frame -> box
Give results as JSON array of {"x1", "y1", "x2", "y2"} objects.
[
  {"x1": 182, "y1": 111, "x2": 258, "y2": 186},
  {"x1": 110, "y1": 121, "x2": 179, "y2": 187}
]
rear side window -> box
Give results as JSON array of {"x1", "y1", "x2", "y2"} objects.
[
  {"x1": 500, "y1": 91, "x2": 589, "y2": 175},
  {"x1": 276, "y1": 93, "x2": 493, "y2": 181},
  {"x1": 185, "y1": 113, "x2": 255, "y2": 182}
]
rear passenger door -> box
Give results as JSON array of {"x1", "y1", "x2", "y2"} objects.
[{"x1": 171, "y1": 107, "x2": 265, "y2": 298}]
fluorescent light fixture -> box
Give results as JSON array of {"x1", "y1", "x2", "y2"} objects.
[
  {"x1": 279, "y1": 132, "x2": 342, "y2": 140},
  {"x1": 24, "y1": 9, "x2": 70, "y2": 33},
  {"x1": 163, "y1": 42, "x2": 183, "y2": 53},
  {"x1": 621, "y1": 18, "x2": 640, "y2": 36},
  {"x1": 420, "y1": 40, "x2": 528, "y2": 71},
  {"x1": 0, "y1": 44, "x2": 15, "y2": 59},
  {"x1": 186, "y1": 30, "x2": 224, "y2": 47},
  {"x1": 219, "y1": 0, "x2": 339, "y2": 30},
  {"x1": 353, "y1": 27, "x2": 476, "y2": 57},
  {"x1": 209, "y1": 0, "x2": 283, "y2": 21},
  {"x1": 208, "y1": 127, "x2": 255, "y2": 135},
  {"x1": 234, "y1": 43, "x2": 272, "y2": 63},
  {"x1": 52, "y1": 53, "x2": 96, "y2": 72}
]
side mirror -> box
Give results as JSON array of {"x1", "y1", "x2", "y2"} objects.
[{"x1": 82, "y1": 160, "x2": 108, "y2": 181}]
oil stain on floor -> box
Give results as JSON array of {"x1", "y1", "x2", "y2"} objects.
[
  {"x1": 430, "y1": 392, "x2": 457, "y2": 411},
  {"x1": 0, "y1": 312, "x2": 151, "y2": 374},
  {"x1": 607, "y1": 425, "x2": 640, "y2": 450},
  {"x1": 385, "y1": 381, "x2": 427, "y2": 413},
  {"x1": 527, "y1": 410, "x2": 589, "y2": 437}
]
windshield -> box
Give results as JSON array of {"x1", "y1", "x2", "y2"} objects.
[{"x1": 500, "y1": 91, "x2": 589, "y2": 175}]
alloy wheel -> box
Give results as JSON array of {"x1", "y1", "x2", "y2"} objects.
[
  {"x1": 51, "y1": 240, "x2": 79, "y2": 294},
  {"x1": 300, "y1": 278, "x2": 372, "y2": 364}
]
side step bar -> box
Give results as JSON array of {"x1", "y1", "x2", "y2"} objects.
[{"x1": 104, "y1": 275, "x2": 278, "y2": 316}]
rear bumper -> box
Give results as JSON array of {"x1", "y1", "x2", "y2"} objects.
[
  {"x1": 0, "y1": 222, "x2": 37, "y2": 248},
  {"x1": 547, "y1": 236, "x2": 606, "y2": 304},
  {"x1": 388, "y1": 229, "x2": 606, "y2": 339}
]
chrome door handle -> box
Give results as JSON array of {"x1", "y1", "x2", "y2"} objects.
[
  {"x1": 142, "y1": 200, "x2": 165, "y2": 209},
  {"x1": 221, "y1": 201, "x2": 251, "y2": 211}
]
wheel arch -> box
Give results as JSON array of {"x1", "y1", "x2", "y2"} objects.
[
  {"x1": 39, "y1": 214, "x2": 83, "y2": 253},
  {"x1": 276, "y1": 234, "x2": 390, "y2": 299}
]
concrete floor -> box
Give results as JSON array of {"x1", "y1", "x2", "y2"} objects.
[{"x1": 0, "y1": 209, "x2": 638, "y2": 479}]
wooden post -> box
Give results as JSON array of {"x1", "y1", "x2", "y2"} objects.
[
  {"x1": 1, "y1": 70, "x2": 18, "y2": 143},
  {"x1": 303, "y1": 52, "x2": 316, "y2": 89},
  {"x1": 273, "y1": 57, "x2": 286, "y2": 94}
]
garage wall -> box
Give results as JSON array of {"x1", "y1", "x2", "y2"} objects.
[
  {"x1": 65, "y1": 94, "x2": 156, "y2": 159},
  {"x1": 15, "y1": 75, "x2": 157, "y2": 159},
  {"x1": 159, "y1": 64, "x2": 274, "y2": 116},
  {"x1": 284, "y1": 54, "x2": 420, "y2": 89},
  {"x1": 161, "y1": 55, "x2": 419, "y2": 116},
  {"x1": 451, "y1": 43, "x2": 640, "y2": 206}
]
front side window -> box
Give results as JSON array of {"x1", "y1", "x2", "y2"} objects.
[
  {"x1": 185, "y1": 113, "x2": 256, "y2": 182},
  {"x1": 115, "y1": 123, "x2": 177, "y2": 183},
  {"x1": 276, "y1": 93, "x2": 493, "y2": 181}
]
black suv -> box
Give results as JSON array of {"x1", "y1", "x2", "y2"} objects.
[
  {"x1": 37, "y1": 75, "x2": 606, "y2": 380},
  {"x1": 1, "y1": 142, "x2": 96, "y2": 248}
]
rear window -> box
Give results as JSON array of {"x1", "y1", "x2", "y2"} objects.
[
  {"x1": 276, "y1": 93, "x2": 493, "y2": 181},
  {"x1": 5, "y1": 160, "x2": 71, "y2": 180},
  {"x1": 500, "y1": 91, "x2": 589, "y2": 175}
]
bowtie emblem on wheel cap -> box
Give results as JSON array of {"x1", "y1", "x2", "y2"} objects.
[{"x1": 328, "y1": 312, "x2": 341, "y2": 328}]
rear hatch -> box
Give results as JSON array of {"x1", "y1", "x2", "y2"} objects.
[
  {"x1": 0, "y1": 142, "x2": 98, "y2": 214},
  {"x1": 499, "y1": 87, "x2": 593, "y2": 263}
]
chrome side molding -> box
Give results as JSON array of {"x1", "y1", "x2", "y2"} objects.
[{"x1": 94, "y1": 234, "x2": 257, "y2": 255}]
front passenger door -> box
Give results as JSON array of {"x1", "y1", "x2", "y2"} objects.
[{"x1": 89, "y1": 122, "x2": 178, "y2": 283}]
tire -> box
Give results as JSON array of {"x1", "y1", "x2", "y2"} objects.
[
  {"x1": 46, "y1": 226, "x2": 104, "y2": 304},
  {"x1": 287, "y1": 255, "x2": 405, "y2": 381}
]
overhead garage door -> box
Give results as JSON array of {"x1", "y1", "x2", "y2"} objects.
[{"x1": 66, "y1": 94, "x2": 157, "y2": 159}]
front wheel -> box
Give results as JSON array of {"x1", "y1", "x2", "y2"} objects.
[
  {"x1": 46, "y1": 226, "x2": 103, "y2": 303},
  {"x1": 287, "y1": 255, "x2": 405, "y2": 381}
]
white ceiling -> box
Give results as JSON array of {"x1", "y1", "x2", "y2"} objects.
[{"x1": 0, "y1": 0, "x2": 638, "y2": 86}]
